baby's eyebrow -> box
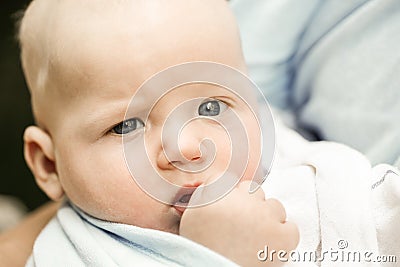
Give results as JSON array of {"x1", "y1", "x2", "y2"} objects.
[
  {"x1": 124, "y1": 95, "x2": 148, "y2": 117},
  {"x1": 81, "y1": 101, "x2": 132, "y2": 133},
  {"x1": 96, "y1": 95, "x2": 149, "y2": 119}
]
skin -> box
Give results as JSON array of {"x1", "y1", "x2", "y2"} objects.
[
  {"x1": 17, "y1": 0, "x2": 299, "y2": 265},
  {"x1": 0, "y1": 202, "x2": 59, "y2": 266},
  {"x1": 180, "y1": 181, "x2": 299, "y2": 267}
]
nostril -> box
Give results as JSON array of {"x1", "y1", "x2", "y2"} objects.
[{"x1": 192, "y1": 156, "x2": 201, "y2": 161}]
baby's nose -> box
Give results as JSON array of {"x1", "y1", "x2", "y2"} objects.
[
  {"x1": 158, "y1": 120, "x2": 215, "y2": 172},
  {"x1": 176, "y1": 133, "x2": 202, "y2": 162},
  {"x1": 165, "y1": 123, "x2": 204, "y2": 164}
]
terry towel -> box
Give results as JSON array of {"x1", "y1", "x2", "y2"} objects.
[
  {"x1": 262, "y1": 121, "x2": 400, "y2": 266},
  {"x1": 26, "y1": 203, "x2": 238, "y2": 267}
]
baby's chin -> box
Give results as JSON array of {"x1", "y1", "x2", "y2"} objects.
[
  {"x1": 149, "y1": 209, "x2": 182, "y2": 235},
  {"x1": 77, "y1": 200, "x2": 183, "y2": 235},
  {"x1": 122, "y1": 205, "x2": 183, "y2": 235},
  {"x1": 164, "y1": 224, "x2": 180, "y2": 235}
]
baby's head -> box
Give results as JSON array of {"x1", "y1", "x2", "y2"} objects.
[{"x1": 19, "y1": 0, "x2": 290, "y2": 241}]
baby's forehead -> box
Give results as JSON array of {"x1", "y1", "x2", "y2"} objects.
[
  {"x1": 22, "y1": 0, "x2": 234, "y2": 52},
  {"x1": 19, "y1": 0, "x2": 245, "y2": 129},
  {"x1": 21, "y1": 0, "x2": 238, "y2": 90}
]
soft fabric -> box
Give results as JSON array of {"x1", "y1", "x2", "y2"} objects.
[
  {"x1": 262, "y1": 119, "x2": 400, "y2": 266},
  {"x1": 292, "y1": 0, "x2": 400, "y2": 165},
  {"x1": 370, "y1": 164, "x2": 400, "y2": 259},
  {"x1": 230, "y1": 0, "x2": 321, "y2": 110},
  {"x1": 26, "y1": 203, "x2": 238, "y2": 267},
  {"x1": 231, "y1": 0, "x2": 400, "y2": 165}
]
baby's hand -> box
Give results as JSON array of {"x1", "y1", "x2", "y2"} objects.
[{"x1": 179, "y1": 181, "x2": 299, "y2": 267}]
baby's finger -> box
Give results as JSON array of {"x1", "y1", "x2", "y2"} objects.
[
  {"x1": 265, "y1": 198, "x2": 287, "y2": 223},
  {"x1": 189, "y1": 172, "x2": 239, "y2": 207},
  {"x1": 237, "y1": 181, "x2": 265, "y2": 200}
]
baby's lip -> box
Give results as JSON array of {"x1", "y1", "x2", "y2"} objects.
[{"x1": 172, "y1": 182, "x2": 202, "y2": 215}]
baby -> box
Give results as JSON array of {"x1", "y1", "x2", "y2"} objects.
[{"x1": 19, "y1": 0, "x2": 298, "y2": 266}]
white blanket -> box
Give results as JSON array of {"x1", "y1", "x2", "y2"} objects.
[
  {"x1": 27, "y1": 122, "x2": 399, "y2": 266},
  {"x1": 26, "y1": 203, "x2": 238, "y2": 267},
  {"x1": 263, "y1": 121, "x2": 400, "y2": 266}
]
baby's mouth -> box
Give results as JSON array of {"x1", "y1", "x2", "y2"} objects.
[
  {"x1": 172, "y1": 183, "x2": 200, "y2": 216},
  {"x1": 177, "y1": 194, "x2": 192, "y2": 204}
]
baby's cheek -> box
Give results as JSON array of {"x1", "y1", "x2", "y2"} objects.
[
  {"x1": 216, "y1": 142, "x2": 231, "y2": 170},
  {"x1": 283, "y1": 221, "x2": 300, "y2": 251},
  {"x1": 59, "y1": 148, "x2": 128, "y2": 216},
  {"x1": 204, "y1": 126, "x2": 232, "y2": 175}
]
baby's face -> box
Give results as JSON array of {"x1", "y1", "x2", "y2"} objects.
[
  {"x1": 56, "y1": 82, "x2": 261, "y2": 234},
  {"x1": 38, "y1": 0, "x2": 258, "y2": 234},
  {"x1": 22, "y1": 0, "x2": 288, "y2": 238}
]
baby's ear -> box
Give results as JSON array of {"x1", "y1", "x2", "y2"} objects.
[{"x1": 23, "y1": 126, "x2": 64, "y2": 201}]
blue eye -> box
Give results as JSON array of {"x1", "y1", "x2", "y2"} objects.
[
  {"x1": 198, "y1": 100, "x2": 227, "y2": 116},
  {"x1": 112, "y1": 118, "x2": 145, "y2": 135}
]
